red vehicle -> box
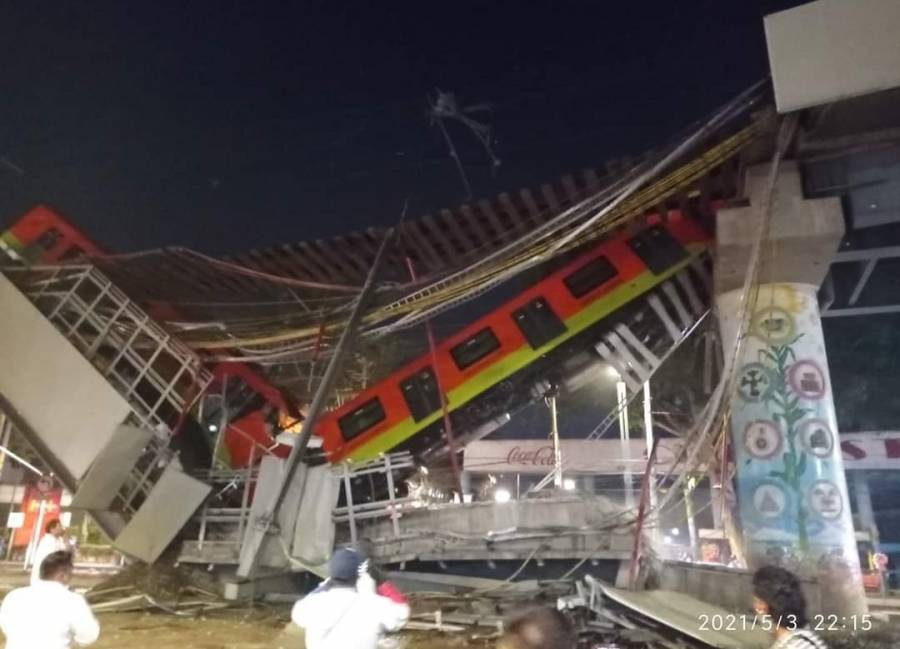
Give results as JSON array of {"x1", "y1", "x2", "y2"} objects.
[
  {"x1": 0, "y1": 205, "x2": 298, "y2": 468},
  {"x1": 316, "y1": 210, "x2": 713, "y2": 464},
  {"x1": 0, "y1": 204, "x2": 102, "y2": 263},
  {"x1": 4, "y1": 204, "x2": 713, "y2": 470}
]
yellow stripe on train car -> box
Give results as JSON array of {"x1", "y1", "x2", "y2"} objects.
[{"x1": 344, "y1": 245, "x2": 708, "y2": 463}]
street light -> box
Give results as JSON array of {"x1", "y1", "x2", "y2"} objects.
[
  {"x1": 494, "y1": 488, "x2": 512, "y2": 504},
  {"x1": 563, "y1": 478, "x2": 577, "y2": 491}
]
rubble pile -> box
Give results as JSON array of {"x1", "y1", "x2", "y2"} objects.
[
  {"x1": 829, "y1": 626, "x2": 900, "y2": 649},
  {"x1": 85, "y1": 560, "x2": 225, "y2": 616}
]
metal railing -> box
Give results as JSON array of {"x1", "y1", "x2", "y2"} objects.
[
  {"x1": 1, "y1": 264, "x2": 213, "y2": 519},
  {"x1": 4, "y1": 264, "x2": 212, "y2": 432},
  {"x1": 181, "y1": 449, "x2": 260, "y2": 563},
  {"x1": 332, "y1": 452, "x2": 417, "y2": 544}
]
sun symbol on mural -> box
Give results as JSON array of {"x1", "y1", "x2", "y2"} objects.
[{"x1": 751, "y1": 306, "x2": 797, "y2": 346}]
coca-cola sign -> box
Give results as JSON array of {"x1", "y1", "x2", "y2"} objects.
[
  {"x1": 506, "y1": 445, "x2": 556, "y2": 467},
  {"x1": 463, "y1": 439, "x2": 686, "y2": 475},
  {"x1": 461, "y1": 432, "x2": 897, "y2": 476}
]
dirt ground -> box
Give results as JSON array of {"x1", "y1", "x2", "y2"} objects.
[
  {"x1": 0, "y1": 564, "x2": 494, "y2": 648},
  {"x1": 91, "y1": 609, "x2": 491, "y2": 649},
  {"x1": 85, "y1": 610, "x2": 900, "y2": 648},
  {"x1": 93, "y1": 609, "x2": 288, "y2": 649}
]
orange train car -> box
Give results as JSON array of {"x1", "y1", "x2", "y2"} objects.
[
  {"x1": 316, "y1": 210, "x2": 713, "y2": 464},
  {"x1": 0, "y1": 204, "x2": 103, "y2": 263},
  {"x1": 0, "y1": 205, "x2": 297, "y2": 468}
]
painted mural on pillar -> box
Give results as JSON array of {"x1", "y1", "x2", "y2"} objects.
[{"x1": 725, "y1": 284, "x2": 860, "y2": 580}]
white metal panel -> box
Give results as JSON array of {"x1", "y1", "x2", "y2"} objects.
[
  {"x1": 597, "y1": 583, "x2": 771, "y2": 649},
  {"x1": 71, "y1": 425, "x2": 154, "y2": 509},
  {"x1": 113, "y1": 464, "x2": 211, "y2": 563},
  {"x1": 291, "y1": 464, "x2": 338, "y2": 569},
  {"x1": 0, "y1": 274, "x2": 132, "y2": 480},
  {"x1": 245, "y1": 456, "x2": 286, "y2": 536},
  {"x1": 765, "y1": 0, "x2": 900, "y2": 112}
]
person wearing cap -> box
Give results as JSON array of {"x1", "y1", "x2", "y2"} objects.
[{"x1": 291, "y1": 547, "x2": 409, "y2": 649}]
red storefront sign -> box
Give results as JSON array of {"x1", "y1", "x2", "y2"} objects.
[
  {"x1": 12, "y1": 486, "x2": 62, "y2": 548},
  {"x1": 841, "y1": 432, "x2": 900, "y2": 470}
]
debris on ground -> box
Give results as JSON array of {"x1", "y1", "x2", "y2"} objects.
[
  {"x1": 829, "y1": 626, "x2": 900, "y2": 649},
  {"x1": 85, "y1": 558, "x2": 225, "y2": 615}
]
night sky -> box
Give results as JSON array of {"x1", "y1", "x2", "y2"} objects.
[{"x1": 0, "y1": 0, "x2": 802, "y2": 255}]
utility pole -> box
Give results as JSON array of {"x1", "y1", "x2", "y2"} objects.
[
  {"x1": 405, "y1": 258, "x2": 462, "y2": 496},
  {"x1": 236, "y1": 227, "x2": 395, "y2": 579},
  {"x1": 548, "y1": 388, "x2": 562, "y2": 488},
  {"x1": 684, "y1": 474, "x2": 699, "y2": 561},
  {"x1": 617, "y1": 378, "x2": 633, "y2": 508},
  {"x1": 642, "y1": 381, "x2": 658, "y2": 545}
]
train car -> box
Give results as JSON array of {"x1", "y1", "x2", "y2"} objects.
[
  {"x1": 316, "y1": 209, "x2": 714, "y2": 464},
  {"x1": 0, "y1": 205, "x2": 298, "y2": 468},
  {"x1": 0, "y1": 204, "x2": 103, "y2": 263}
]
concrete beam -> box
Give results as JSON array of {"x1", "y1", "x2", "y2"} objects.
[
  {"x1": 335, "y1": 495, "x2": 634, "y2": 565},
  {"x1": 715, "y1": 161, "x2": 844, "y2": 295},
  {"x1": 765, "y1": 0, "x2": 900, "y2": 112}
]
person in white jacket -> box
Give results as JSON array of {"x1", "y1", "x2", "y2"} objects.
[
  {"x1": 292, "y1": 548, "x2": 410, "y2": 649},
  {"x1": 0, "y1": 550, "x2": 100, "y2": 649},
  {"x1": 30, "y1": 519, "x2": 69, "y2": 586}
]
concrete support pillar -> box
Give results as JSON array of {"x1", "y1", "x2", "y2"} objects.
[
  {"x1": 853, "y1": 471, "x2": 878, "y2": 545},
  {"x1": 460, "y1": 470, "x2": 472, "y2": 501},
  {"x1": 710, "y1": 483, "x2": 724, "y2": 530},
  {"x1": 581, "y1": 476, "x2": 595, "y2": 494},
  {"x1": 684, "y1": 476, "x2": 699, "y2": 561},
  {"x1": 715, "y1": 162, "x2": 866, "y2": 616}
]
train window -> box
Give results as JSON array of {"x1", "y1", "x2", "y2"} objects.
[
  {"x1": 36, "y1": 228, "x2": 62, "y2": 250},
  {"x1": 512, "y1": 297, "x2": 567, "y2": 349},
  {"x1": 57, "y1": 245, "x2": 86, "y2": 262},
  {"x1": 563, "y1": 256, "x2": 618, "y2": 298},
  {"x1": 450, "y1": 327, "x2": 501, "y2": 370},
  {"x1": 627, "y1": 225, "x2": 687, "y2": 275},
  {"x1": 400, "y1": 366, "x2": 442, "y2": 422},
  {"x1": 337, "y1": 397, "x2": 386, "y2": 441}
]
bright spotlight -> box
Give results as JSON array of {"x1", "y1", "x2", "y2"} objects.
[
  {"x1": 494, "y1": 488, "x2": 512, "y2": 504},
  {"x1": 563, "y1": 478, "x2": 577, "y2": 491},
  {"x1": 605, "y1": 365, "x2": 620, "y2": 379},
  {"x1": 663, "y1": 535, "x2": 673, "y2": 544},
  {"x1": 670, "y1": 527, "x2": 680, "y2": 536},
  {"x1": 208, "y1": 424, "x2": 218, "y2": 432}
]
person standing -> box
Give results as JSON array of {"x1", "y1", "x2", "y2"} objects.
[
  {"x1": 752, "y1": 565, "x2": 828, "y2": 649},
  {"x1": 291, "y1": 548, "x2": 409, "y2": 649},
  {"x1": 0, "y1": 551, "x2": 99, "y2": 648},
  {"x1": 30, "y1": 519, "x2": 69, "y2": 586}
]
